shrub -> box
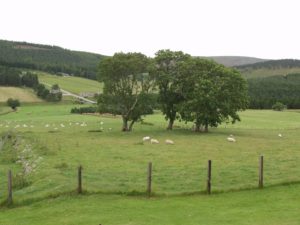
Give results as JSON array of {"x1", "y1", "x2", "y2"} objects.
[
  {"x1": 6, "y1": 98, "x2": 20, "y2": 111},
  {"x1": 272, "y1": 102, "x2": 287, "y2": 111},
  {"x1": 70, "y1": 106, "x2": 98, "y2": 114}
]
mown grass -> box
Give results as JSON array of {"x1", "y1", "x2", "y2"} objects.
[
  {"x1": 37, "y1": 72, "x2": 103, "y2": 94},
  {"x1": 0, "y1": 105, "x2": 300, "y2": 203},
  {"x1": 0, "y1": 87, "x2": 43, "y2": 103},
  {"x1": 0, "y1": 184, "x2": 299, "y2": 225}
]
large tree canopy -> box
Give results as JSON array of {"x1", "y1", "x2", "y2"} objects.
[
  {"x1": 178, "y1": 58, "x2": 248, "y2": 132},
  {"x1": 97, "y1": 52, "x2": 154, "y2": 131},
  {"x1": 152, "y1": 50, "x2": 191, "y2": 130}
]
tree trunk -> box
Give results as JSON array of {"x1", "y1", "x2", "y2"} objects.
[
  {"x1": 204, "y1": 123, "x2": 209, "y2": 132},
  {"x1": 167, "y1": 119, "x2": 174, "y2": 130},
  {"x1": 122, "y1": 117, "x2": 129, "y2": 131},
  {"x1": 128, "y1": 120, "x2": 135, "y2": 131},
  {"x1": 195, "y1": 123, "x2": 202, "y2": 132}
]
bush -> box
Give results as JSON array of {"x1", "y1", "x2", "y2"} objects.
[
  {"x1": 70, "y1": 106, "x2": 98, "y2": 114},
  {"x1": 6, "y1": 98, "x2": 20, "y2": 110},
  {"x1": 272, "y1": 102, "x2": 287, "y2": 111}
]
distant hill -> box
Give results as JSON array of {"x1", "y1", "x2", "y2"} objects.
[
  {"x1": 0, "y1": 40, "x2": 106, "y2": 80},
  {"x1": 202, "y1": 56, "x2": 268, "y2": 67},
  {"x1": 236, "y1": 59, "x2": 300, "y2": 78}
]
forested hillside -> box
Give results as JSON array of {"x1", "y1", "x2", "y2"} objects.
[
  {"x1": 237, "y1": 59, "x2": 300, "y2": 78},
  {"x1": 0, "y1": 40, "x2": 106, "y2": 79},
  {"x1": 248, "y1": 74, "x2": 300, "y2": 109}
]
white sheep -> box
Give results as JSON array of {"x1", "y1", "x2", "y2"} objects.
[
  {"x1": 150, "y1": 138, "x2": 159, "y2": 144},
  {"x1": 227, "y1": 137, "x2": 236, "y2": 142},
  {"x1": 165, "y1": 139, "x2": 174, "y2": 145},
  {"x1": 143, "y1": 136, "x2": 151, "y2": 142}
]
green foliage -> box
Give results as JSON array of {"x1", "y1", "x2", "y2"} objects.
[
  {"x1": 272, "y1": 102, "x2": 287, "y2": 111},
  {"x1": 248, "y1": 74, "x2": 300, "y2": 109},
  {"x1": 152, "y1": 49, "x2": 191, "y2": 130},
  {"x1": 97, "y1": 52, "x2": 155, "y2": 131},
  {"x1": 34, "y1": 83, "x2": 62, "y2": 102},
  {"x1": 70, "y1": 106, "x2": 98, "y2": 114},
  {"x1": 0, "y1": 67, "x2": 39, "y2": 88},
  {"x1": 178, "y1": 58, "x2": 248, "y2": 132},
  {"x1": 0, "y1": 40, "x2": 106, "y2": 79},
  {"x1": 6, "y1": 98, "x2": 20, "y2": 110},
  {"x1": 21, "y1": 72, "x2": 39, "y2": 87},
  {"x1": 0, "y1": 66, "x2": 22, "y2": 86}
]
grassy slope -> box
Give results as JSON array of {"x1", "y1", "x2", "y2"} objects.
[
  {"x1": 240, "y1": 67, "x2": 300, "y2": 78},
  {"x1": 0, "y1": 184, "x2": 300, "y2": 225},
  {"x1": 0, "y1": 87, "x2": 43, "y2": 102},
  {"x1": 37, "y1": 72, "x2": 103, "y2": 94},
  {"x1": 1, "y1": 105, "x2": 300, "y2": 224}
]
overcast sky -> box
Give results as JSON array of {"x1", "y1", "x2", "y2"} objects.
[{"x1": 1, "y1": 0, "x2": 300, "y2": 59}]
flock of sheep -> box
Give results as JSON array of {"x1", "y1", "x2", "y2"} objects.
[
  {"x1": 226, "y1": 133, "x2": 283, "y2": 143},
  {"x1": 142, "y1": 136, "x2": 174, "y2": 144}
]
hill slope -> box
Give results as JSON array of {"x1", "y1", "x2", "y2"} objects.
[
  {"x1": 203, "y1": 56, "x2": 268, "y2": 67},
  {"x1": 0, "y1": 87, "x2": 43, "y2": 102},
  {"x1": 237, "y1": 59, "x2": 300, "y2": 78},
  {"x1": 0, "y1": 40, "x2": 106, "y2": 80},
  {"x1": 37, "y1": 72, "x2": 103, "y2": 95}
]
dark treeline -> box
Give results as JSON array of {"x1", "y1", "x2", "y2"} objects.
[
  {"x1": 248, "y1": 74, "x2": 300, "y2": 109},
  {"x1": 0, "y1": 66, "x2": 38, "y2": 87},
  {"x1": 237, "y1": 59, "x2": 300, "y2": 70},
  {"x1": 0, "y1": 40, "x2": 106, "y2": 80}
]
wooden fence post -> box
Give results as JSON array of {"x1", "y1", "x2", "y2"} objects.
[
  {"x1": 78, "y1": 165, "x2": 82, "y2": 194},
  {"x1": 147, "y1": 162, "x2": 152, "y2": 197},
  {"x1": 207, "y1": 160, "x2": 212, "y2": 194},
  {"x1": 259, "y1": 155, "x2": 264, "y2": 189},
  {"x1": 8, "y1": 170, "x2": 13, "y2": 205}
]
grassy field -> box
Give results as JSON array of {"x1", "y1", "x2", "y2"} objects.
[
  {"x1": 241, "y1": 67, "x2": 300, "y2": 78},
  {"x1": 0, "y1": 105, "x2": 300, "y2": 224},
  {"x1": 37, "y1": 72, "x2": 103, "y2": 94},
  {"x1": 0, "y1": 87, "x2": 43, "y2": 103},
  {"x1": 0, "y1": 184, "x2": 299, "y2": 225}
]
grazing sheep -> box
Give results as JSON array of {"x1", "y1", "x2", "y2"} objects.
[
  {"x1": 165, "y1": 139, "x2": 174, "y2": 145},
  {"x1": 227, "y1": 137, "x2": 236, "y2": 142},
  {"x1": 60, "y1": 124, "x2": 65, "y2": 128},
  {"x1": 100, "y1": 121, "x2": 104, "y2": 125},
  {"x1": 150, "y1": 138, "x2": 159, "y2": 144},
  {"x1": 143, "y1": 136, "x2": 151, "y2": 142},
  {"x1": 45, "y1": 124, "x2": 50, "y2": 128},
  {"x1": 278, "y1": 133, "x2": 282, "y2": 137}
]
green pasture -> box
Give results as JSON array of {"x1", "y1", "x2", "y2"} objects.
[
  {"x1": 0, "y1": 105, "x2": 300, "y2": 201},
  {"x1": 0, "y1": 183, "x2": 299, "y2": 225},
  {"x1": 0, "y1": 104, "x2": 300, "y2": 224},
  {"x1": 37, "y1": 72, "x2": 103, "y2": 94}
]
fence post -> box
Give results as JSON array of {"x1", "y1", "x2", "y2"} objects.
[
  {"x1": 147, "y1": 162, "x2": 152, "y2": 197},
  {"x1": 259, "y1": 155, "x2": 264, "y2": 189},
  {"x1": 207, "y1": 160, "x2": 212, "y2": 194},
  {"x1": 7, "y1": 170, "x2": 13, "y2": 205},
  {"x1": 78, "y1": 165, "x2": 82, "y2": 194}
]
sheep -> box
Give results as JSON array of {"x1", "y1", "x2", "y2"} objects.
[
  {"x1": 45, "y1": 124, "x2": 50, "y2": 128},
  {"x1": 150, "y1": 138, "x2": 159, "y2": 144},
  {"x1": 60, "y1": 124, "x2": 65, "y2": 128},
  {"x1": 142, "y1": 136, "x2": 151, "y2": 142},
  {"x1": 278, "y1": 133, "x2": 282, "y2": 138},
  {"x1": 227, "y1": 137, "x2": 236, "y2": 142},
  {"x1": 165, "y1": 139, "x2": 174, "y2": 145}
]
